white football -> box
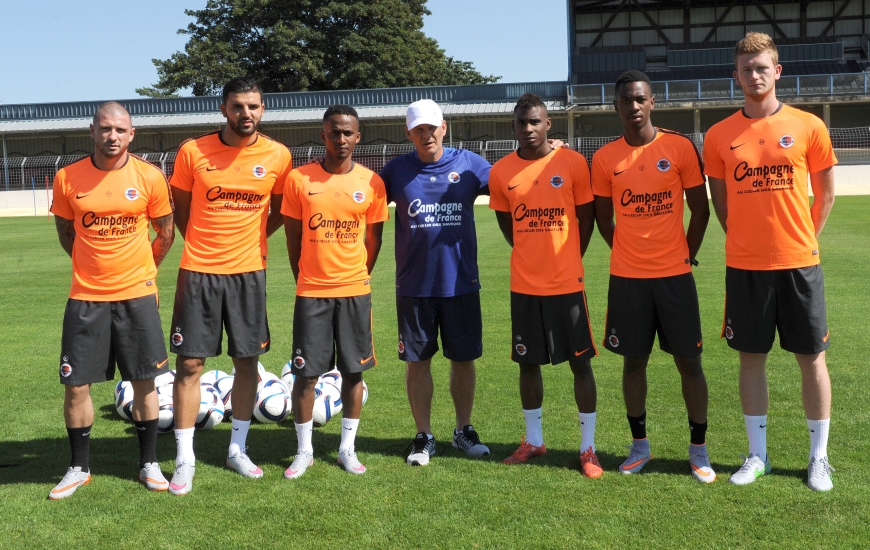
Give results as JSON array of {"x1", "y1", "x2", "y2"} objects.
[
  {"x1": 312, "y1": 381, "x2": 342, "y2": 427},
  {"x1": 254, "y1": 384, "x2": 290, "y2": 423},
  {"x1": 258, "y1": 378, "x2": 290, "y2": 396},
  {"x1": 200, "y1": 369, "x2": 228, "y2": 387},
  {"x1": 196, "y1": 383, "x2": 224, "y2": 429},
  {"x1": 258, "y1": 370, "x2": 280, "y2": 385},
  {"x1": 156, "y1": 384, "x2": 173, "y2": 399},
  {"x1": 232, "y1": 362, "x2": 266, "y2": 376},
  {"x1": 157, "y1": 393, "x2": 174, "y2": 434},
  {"x1": 213, "y1": 374, "x2": 235, "y2": 416},
  {"x1": 114, "y1": 380, "x2": 134, "y2": 421},
  {"x1": 362, "y1": 380, "x2": 368, "y2": 407},
  {"x1": 154, "y1": 370, "x2": 176, "y2": 388},
  {"x1": 280, "y1": 363, "x2": 295, "y2": 392},
  {"x1": 319, "y1": 368, "x2": 342, "y2": 389}
]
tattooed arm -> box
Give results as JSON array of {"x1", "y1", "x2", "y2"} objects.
[
  {"x1": 55, "y1": 216, "x2": 76, "y2": 258},
  {"x1": 151, "y1": 213, "x2": 175, "y2": 267}
]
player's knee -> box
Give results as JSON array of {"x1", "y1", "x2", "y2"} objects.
[{"x1": 175, "y1": 356, "x2": 204, "y2": 378}]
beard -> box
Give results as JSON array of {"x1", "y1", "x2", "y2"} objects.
[{"x1": 227, "y1": 116, "x2": 259, "y2": 138}]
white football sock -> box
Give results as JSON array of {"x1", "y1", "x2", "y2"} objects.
[
  {"x1": 523, "y1": 408, "x2": 543, "y2": 447},
  {"x1": 807, "y1": 418, "x2": 830, "y2": 460},
  {"x1": 579, "y1": 411, "x2": 597, "y2": 453},
  {"x1": 295, "y1": 420, "x2": 314, "y2": 455},
  {"x1": 339, "y1": 417, "x2": 360, "y2": 453},
  {"x1": 228, "y1": 418, "x2": 250, "y2": 457},
  {"x1": 744, "y1": 414, "x2": 768, "y2": 460},
  {"x1": 174, "y1": 427, "x2": 195, "y2": 466}
]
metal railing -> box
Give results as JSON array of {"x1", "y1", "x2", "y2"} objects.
[
  {"x1": 569, "y1": 73, "x2": 870, "y2": 104},
  {"x1": 2, "y1": 129, "x2": 867, "y2": 192}
]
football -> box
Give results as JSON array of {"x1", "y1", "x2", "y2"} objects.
[
  {"x1": 213, "y1": 374, "x2": 235, "y2": 416},
  {"x1": 280, "y1": 362, "x2": 295, "y2": 392},
  {"x1": 157, "y1": 393, "x2": 174, "y2": 434},
  {"x1": 253, "y1": 384, "x2": 290, "y2": 423},
  {"x1": 319, "y1": 368, "x2": 342, "y2": 389},
  {"x1": 200, "y1": 369, "x2": 228, "y2": 387},
  {"x1": 311, "y1": 381, "x2": 342, "y2": 427},
  {"x1": 114, "y1": 380, "x2": 134, "y2": 421},
  {"x1": 154, "y1": 370, "x2": 176, "y2": 388},
  {"x1": 196, "y1": 383, "x2": 225, "y2": 429}
]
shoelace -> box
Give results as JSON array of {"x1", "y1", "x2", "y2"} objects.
[
  {"x1": 810, "y1": 457, "x2": 835, "y2": 479},
  {"x1": 456, "y1": 430, "x2": 482, "y2": 449},
  {"x1": 624, "y1": 444, "x2": 648, "y2": 463},
  {"x1": 736, "y1": 454, "x2": 762, "y2": 474}
]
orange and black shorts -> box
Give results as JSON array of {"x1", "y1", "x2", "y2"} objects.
[{"x1": 510, "y1": 291, "x2": 597, "y2": 365}]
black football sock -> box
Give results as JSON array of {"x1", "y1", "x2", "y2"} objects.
[
  {"x1": 67, "y1": 425, "x2": 92, "y2": 470},
  {"x1": 627, "y1": 412, "x2": 647, "y2": 440},
  {"x1": 689, "y1": 418, "x2": 708, "y2": 446},
  {"x1": 135, "y1": 419, "x2": 159, "y2": 467}
]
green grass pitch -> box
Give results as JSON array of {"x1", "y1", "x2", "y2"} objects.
[{"x1": 1, "y1": 198, "x2": 869, "y2": 548}]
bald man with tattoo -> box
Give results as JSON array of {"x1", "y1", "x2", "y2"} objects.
[{"x1": 49, "y1": 101, "x2": 175, "y2": 500}]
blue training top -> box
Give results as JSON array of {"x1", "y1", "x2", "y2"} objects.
[{"x1": 381, "y1": 147, "x2": 490, "y2": 298}]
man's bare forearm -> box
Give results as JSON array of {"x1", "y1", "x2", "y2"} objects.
[
  {"x1": 151, "y1": 213, "x2": 175, "y2": 267},
  {"x1": 55, "y1": 216, "x2": 75, "y2": 258}
]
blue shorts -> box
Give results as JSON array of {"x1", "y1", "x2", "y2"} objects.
[{"x1": 396, "y1": 292, "x2": 483, "y2": 363}]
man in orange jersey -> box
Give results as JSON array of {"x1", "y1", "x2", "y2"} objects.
[
  {"x1": 168, "y1": 77, "x2": 292, "y2": 494},
  {"x1": 704, "y1": 32, "x2": 837, "y2": 491},
  {"x1": 592, "y1": 70, "x2": 714, "y2": 482},
  {"x1": 282, "y1": 105, "x2": 388, "y2": 478},
  {"x1": 49, "y1": 102, "x2": 175, "y2": 499},
  {"x1": 489, "y1": 93, "x2": 602, "y2": 478}
]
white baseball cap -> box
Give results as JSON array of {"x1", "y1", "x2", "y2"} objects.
[{"x1": 406, "y1": 99, "x2": 443, "y2": 130}]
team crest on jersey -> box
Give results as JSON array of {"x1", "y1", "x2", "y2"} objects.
[
  {"x1": 253, "y1": 165, "x2": 267, "y2": 178},
  {"x1": 448, "y1": 172, "x2": 461, "y2": 184},
  {"x1": 293, "y1": 356, "x2": 306, "y2": 369},
  {"x1": 550, "y1": 175, "x2": 564, "y2": 188},
  {"x1": 125, "y1": 188, "x2": 140, "y2": 200},
  {"x1": 515, "y1": 343, "x2": 527, "y2": 356},
  {"x1": 429, "y1": 176, "x2": 436, "y2": 183},
  {"x1": 608, "y1": 335, "x2": 620, "y2": 348},
  {"x1": 60, "y1": 363, "x2": 72, "y2": 378},
  {"x1": 398, "y1": 340, "x2": 405, "y2": 354},
  {"x1": 171, "y1": 332, "x2": 183, "y2": 347},
  {"x1": 656, "y1": 159, "x2": 671, "y2": 172},
  {"x1": 779, "y1": 135, "x2": 795, "y2": 148},
  {"x1": 353, "y1": 191, "x2": 365, "y2": 203},
  {"x1": 724, "y1": 326, "x2": 734, "y2": 340}
]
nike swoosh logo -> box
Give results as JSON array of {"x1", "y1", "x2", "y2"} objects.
[
  {"x1": 233, "y1": 427, "x2": 239, "y2": 431},
  {"x1": 261, "y1": 340, "x2": 270, "y2": 348},
  {"x1": 809, "y1": 429, "x2": 815, "y2": 433},
  {"x1": 344, "y1": 427, "x2": 353, "y2": 431},
  {"x1": 156, "y1": 359, "x2": 168, "y2": 369},
  {"x1": 507, "y1": 182, "x2": 525, "y2": 191},
  {"x1": 613, "y1": 169, "x2": 628, "y2": 176},
  {"x1": 823, "y1": 331, "x2": 830, "y2": 343},
  {"x1": 759, "y1": 424, "x2": 766, "y2": 428},
  {"x1": 308, "y1": 191, "x2": 324, "y2": 196},
  {"x1": 206, "y1": 166, "x2": 219, "y2": 171},
  {"x1": 621, "y1": 458, "x2": 647, "y2": 470},
  {"x1": 75, "y1": 193, "x2": 91, "y2": 199},
  {"x1": 359, "y1": 355, "x2": 374, "y2": 364},
  {"x1": 574, "y1": 348, "x2": 590, "y2": 357},
  {"x1": 690, "y1": 463, "x2": 713, "y2": 477},
  {"x1": 136, "y1": 426, "x2": 146, "y2": 431},
  {"x1": 730, "y1": 143, "x2": 745, "y2": 150},
  {"x1": 82, "y1": 432, "x2": 91, "y2": 437},
  {"x1": 697, "y1": 341, "x2": 702, "y2": 348}
]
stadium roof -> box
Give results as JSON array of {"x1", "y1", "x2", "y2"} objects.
[{"x1": 0, "y1": 81, "x2": 568, "y2": 134}]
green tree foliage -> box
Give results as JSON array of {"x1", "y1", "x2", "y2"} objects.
[{"x1": 137, "y1": 0, "x2": 500, "y2": 97}]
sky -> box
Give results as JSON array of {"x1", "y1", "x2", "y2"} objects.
[{"x1": 0, "y1": 0, "x2": 568, "y2": 106}]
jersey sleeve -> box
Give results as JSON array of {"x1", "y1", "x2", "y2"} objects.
[
  {"x1": 147, "y1": 170, "x2": 174, "y2": 219},
  {"x1": 590, "y1": 150, "x2": 612, "y2": 197},
  {"x1": 169, "y1": 141, "x2": 196, "y2": 191},
  {"x1": 379, "y1": 159, "x2": 395, "y2": 204},
  {"x1": 680, "y1": 138, "x2": 706, "y2": 189},
  {"x1": 280, "y1": 170, "x2": 304, "y2": 219},
  {"x1": 702, "y1": 129, "x2": 726, "y2": 179},
  {"x1": 805, "y1": 116, "x2": 838, "y2": 173},
  {"x1": 50, "y1": 172, "x2": 73, "y2": 219},
  {"x1": 367, "y1": 174, "x2": 390, "y2": 224},
  {"x1": 272, "y1": 147, "x2": 292, "y2": 195},
  {"x1": 469, "y1": 152, "x2": 491, "y2": 196},
  {"x1": 572, "y1": 152, "x2": 594, "y2": 206},
  {"x1": 487, "y1": 164, "x2": 509, "y2": 211}
]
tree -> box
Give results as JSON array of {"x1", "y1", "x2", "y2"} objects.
[{"x1": 137, "y1": 0, "x2": 500, "y2": 97}]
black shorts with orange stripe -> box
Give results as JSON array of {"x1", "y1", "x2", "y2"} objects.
[
  {"x1": 290, "y1": 294, "x2": 376, "y2": 378},
  {"x1": 170, "y1": 269, "x2": 271, "y2": 359},
  {"x1": 604, "y1": 273, "x2": 703, "y2": 359},
  {"x1": 59, "y1": 295, "x2": 169, "y2": 385},
  {"x1": 723, "y1": 265, "x2": 829, "y2": 354},
  {"x1": 510, "y1": 291, "x2": 597, "y2": 365}
]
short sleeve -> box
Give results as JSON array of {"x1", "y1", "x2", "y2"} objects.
[
  {"x1": 169, "y1": 141, "x2": 196, "y2": 191},
  {"x1": 680, "y1": 139, "x2": 706, "y2": 189},
  {"x1": 469, "y1": 152, "x2": 491, "y2": 194},
  {"x1": 805, "y1": 116, "x2": 838, "y2": 173},
  {"x1": 379, "y1": 159, "x2": 395, "y2": 204},
  {"x1": 51, "y1": 172, "x2": 73, "y2": 219},
  {"x1": 571, "y1": 152, "x2": 593, "y2": 206},
  {"x1": 147, "y1": 170, "x2": 173, "y2": 219},
  {"x1": 366, "y1": 174, "x2": 390, "y2": 224},
  {"x1": 272, "y1": 147, "x2": 292, "y2": 195},
  {"x1": 280, "y1": 170, "x2": 303, "y2": 219},
  {"x1": 702, "y1": 129, "x2": 726, "y2": 179},
  {"x1": 487, "y1": 164, "x2": 509, "y2": 211},
  {"x1": 590, "y1": 151, "x2": 612, "y2": 197}
]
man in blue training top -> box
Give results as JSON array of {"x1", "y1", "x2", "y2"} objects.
[{"x1": 381, "y1": 99, "x2": 491, "y2": 465}]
